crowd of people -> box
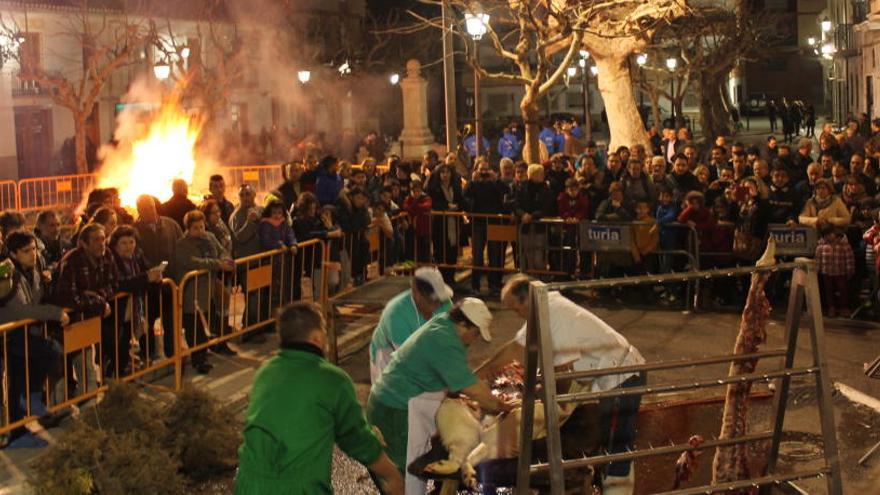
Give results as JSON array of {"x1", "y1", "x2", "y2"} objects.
[
  {"x1": 4, "y1": 111, "x2": 880, "y2": 449},
  {"x1": 765, "y1": 98, "x2": 817, "y2": 142}
]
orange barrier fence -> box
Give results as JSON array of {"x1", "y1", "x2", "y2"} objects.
[
  {"x1": 220, "y1": 165, "x2": 283, "y2": 199},
  {"x1": 17, "y1": 173, "x2": 97, "y2": 213},
  {"x1": 175, "y1": 238, "x2": 327, "y2": 388},
  {"x1": 0, "y1": 238, "x2": 327, "y2": 436},
  {"x1": 0, "y1": 277, "x2": 180, "y2": 438},
  {"x1": 0, "y1": 180, "x2": 17, "y2": 211}
]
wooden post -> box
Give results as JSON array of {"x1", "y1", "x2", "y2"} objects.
[{"x1": 802, "y1": 264, "x2": 844, "y2": 495}]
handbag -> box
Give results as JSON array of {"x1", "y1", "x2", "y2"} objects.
[{"x1": 733, "y1": 230, "x2": 763, "y2": 260}]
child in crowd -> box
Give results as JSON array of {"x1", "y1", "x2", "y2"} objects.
[
  {"x1": 631, "y1": 200, "x2": 659, "y2": 272},
  {"x1": 653, "y1": 186, "x2": 681, "y2": 302},
  {"x1": 678, "y1": 191, "x2": 717, "y2": 254},
  {"x1": 402, "y1": 179, "x2": 432, "y2": 263},
  {"x1": 815, "y1": 225, "x2": 855, "y2": 318},
  {"x1": 557, "y1": 178, "x2": 589, "y2": 277}
]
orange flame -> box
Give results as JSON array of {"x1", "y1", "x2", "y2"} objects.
[{"x1": 96, "y1": 98, "x2": 204, "y2": 208}]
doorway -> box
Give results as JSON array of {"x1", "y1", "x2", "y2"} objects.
[{"x1": 14, "y1": 106, "x2": 53, "y2": 178}]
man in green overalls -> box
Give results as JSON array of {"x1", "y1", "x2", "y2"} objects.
[
  {"x1": 367, "y1": 297, "x2": 513, "y2": 478},
  {"x1": 235, "y1": 302, "x2": 404, "y2": 494}
]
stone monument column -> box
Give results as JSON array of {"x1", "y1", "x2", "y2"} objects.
[{"x1": 399, "y1": 59, "x2": 436, "y2": 159}]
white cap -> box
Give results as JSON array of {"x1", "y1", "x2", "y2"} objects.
[
  {"x1": 414, "y1": 267, "x2": 454, "y2": 302},
  {"x1": 459, "y1": 297, "x2": 493, "y2": 342}
]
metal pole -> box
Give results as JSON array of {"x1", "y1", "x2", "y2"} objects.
[
  {"x1": 583, "y1": 71, "x2": 592, "y2": 141},
  {"x1": 474, "y1": 38, "x2": 481, "y2": 157},
  {"x1": 670, "y1": 74, "x2": 676, "y2": 126},
  {"x1": 441, "y1": 0, "x2": 458, "y2": 153},
  {"x1": 639, "y1": 67, "x2": 645, "y2": 122}
]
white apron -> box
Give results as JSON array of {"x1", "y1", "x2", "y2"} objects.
[{"x1": 405, "y1": 391, "x2": 446, "y2": 495}]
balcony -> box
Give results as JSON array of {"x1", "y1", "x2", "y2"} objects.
[{"x1": 10, "y1": 72, "x2": 59, "y2": 98}]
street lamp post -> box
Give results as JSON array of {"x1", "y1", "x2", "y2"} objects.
[
  {"x1": 578, "y1": 50, "x2": 593, "y2": 140},
  {"x1": 666, "y1": 57, "x2": 677, "y2": 127},
  {"x1": 465, "y1": 11, "x2": 489, "y2": 158},
  {"x1": 441, "y1": 0, "x2": 458, "y2": 153},
  {"x1": 636, "y1": 54, "x2": 647, "y2": 125}
]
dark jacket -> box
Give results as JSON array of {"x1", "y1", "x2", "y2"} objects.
[
  {"x1": 51, "y1": 247, "x2": 119, "y2": 318},
  {"x1": 463, "y1": 178, "x2": 506, "y2": 214},
  {"x1": 258, "y1": 219, "x2": 297, "y2": 251},
  {"x1": 665, "y1": 172, "x2": 703, "y2": 203},
  {"x1": 767, "y1": 184, "x2": 800, "y2": 224},
  {"x1": 427, "y1": 176, "x2": 464, "y2": 211},
  {"x1": 0, "y1": 261, "x2": 64, "y2": 323},
  {"x1": 160, "y1": 194, "x2": 198, "y2": 228},
  {"x1": 315, "y1": 168, "x2": 344, "y2": 206},
  {"x1": 621, "y1": 172, "x2": 656, "y2": 205},
  {"x1": 336, "y1": 201, "x2": 371, "y2": 234},
  {"x1": 34, "y1": 229, "x2": 71, "y2": 270},
  {"x1": 134, "y1": 216, "x2": 183, "y2": 267},
  {"x1": 173, "y1": 232, "x2": 228, "y2": 314},
  {"x1": 514, "y1": 181, "x2": 553, "y2": 232},
  {"x1": 273, "y1": 181, "x2": 301, "y2": 212},
  {"x1": 595, "y1": 198, "x2": 634, "y2": 222}
]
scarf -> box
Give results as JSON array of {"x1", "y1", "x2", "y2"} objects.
[{"x1": 812, "y1": 195, "x2": 833, "y2": 210}]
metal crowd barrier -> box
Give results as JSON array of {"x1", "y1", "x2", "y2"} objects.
[
  {"x1": 0, "y1": 239, "x2": 327, "y2": 436},
  {"x1": 17, "y1": 173, "x2": 97, "y2": 213},
  {"x1": 0, "y1": 278, "x2": 180, "y2": 437},
  {"x1": 175, "y1": 239, "x2": 327, "y2": 388},
  {"x1": 220, "y1": 165, "x2": 283, "y2": 199}
]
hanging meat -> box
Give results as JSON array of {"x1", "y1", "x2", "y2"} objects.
[{"x1": 711, "y1": 239, "x2": 776, "y2": 492}]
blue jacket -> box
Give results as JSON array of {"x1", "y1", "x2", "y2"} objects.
[
  {"x1": 258, "y1": 219, "x2": 297, "y2": 250},
  {"x1": 315, "y1": 168, "x2": 344, "y2": 206},
  {"x1": 655, "y1": 203, "x2": 681, "y2": 249},
  {"x1": 539, "y1": 127, "x2": 558, "y2": 155},
  {"x1": 463, "y1": 135, "x2": 491, "y2": 158},
  {"x1": 497, "y1": 132, "x2": 521, "y2": 159}
]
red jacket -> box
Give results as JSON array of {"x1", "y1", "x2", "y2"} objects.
[
  {"x1": 403, "y1": 194, "x2": 432, "y2": 236},
  {"x1": 557, "y1": 191, "x2": 589, "y2": 231},
  {"x1": 677, "y1": 205, "x2": 717, "y2": 251}
]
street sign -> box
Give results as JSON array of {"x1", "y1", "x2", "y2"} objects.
[
  {"x1": 767, "y1": 225, "x2": 817, "y2": 257},
  {"x1": 579, "y1": 222, "x2": 633, "y2": 252}
]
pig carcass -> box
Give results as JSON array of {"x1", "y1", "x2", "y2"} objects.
[{"x1": 426, "y1": 366, "x2": 581, "y2": 488}]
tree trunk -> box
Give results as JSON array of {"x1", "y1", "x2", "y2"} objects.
[
  {"x1": 594, "y1": 55, "x2": 649, "y2": 151},
  {"x1": 698, "y1": 71, "x2": 732, "y2": 140},
  {"x1": 649, "y1": 89, "x2": 662, "y2": 130},
  {"x1": 74, "y1": 116, "x2": 89, "y2": 174},
  {"x1": 521, "y1": 92, "x2": 542, "y2": 164},
  {"x1": 673, "y1": 98, "x2": 685, "y2": 129}
]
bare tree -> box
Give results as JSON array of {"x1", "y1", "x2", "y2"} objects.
[
  {"x1": 651, "y1": 3, "x2": 781, "y2": 140},
  {"x1": 636, "y1": 58, "x2": 691, "y2": 130},
  {"x1": 150, "y1": 16, "x2": 247, "y2": 129},
  {"x1": 0, "y1": 3, "x2": 151, "y2": 174},
  {"x1": 406, "y1": 0, "x2": 685, "y2": 160}
]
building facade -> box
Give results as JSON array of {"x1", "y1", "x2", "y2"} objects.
[{"x1": 0, "y1": 0, "x2": 370, "y2": 181}]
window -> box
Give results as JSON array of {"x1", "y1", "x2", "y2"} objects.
[{"x1": 18, "y1": 32, "x2": 41, "y2": 76}]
